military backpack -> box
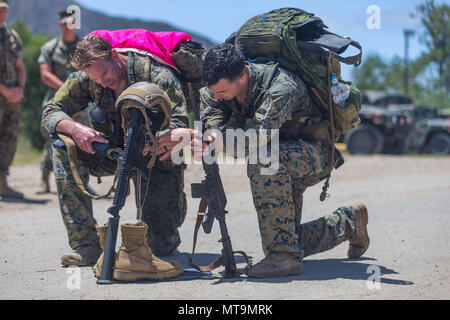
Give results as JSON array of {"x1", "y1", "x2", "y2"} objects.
[{"x1": 233, "y1": 7, "x2": 362, "y2": 136}]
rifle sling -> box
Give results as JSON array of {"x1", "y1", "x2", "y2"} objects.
[
  {"x1": 58, "y1": 133, "x2": 118, "y2": 200},
  {"x1": 187, "y1": 197, "x2": 251, "y2": 274}
]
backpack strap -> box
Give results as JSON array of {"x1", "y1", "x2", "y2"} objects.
[
  {"x1": 127, "y1": 51, "x2": 136, "y2": 84},
  {"x1": 49, "y1": 37, "x2": 61, "y2": 72},
  {"x1": 320, "y1": 51, "x2": 336, "y2": 201},
  {"x1": 252, "y1": 62, "x2": 278, "y2": 107}
]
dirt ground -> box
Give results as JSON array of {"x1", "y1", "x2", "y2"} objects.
[{"x1": 0, "y1": 152, "x2": 449, "y2": 300}]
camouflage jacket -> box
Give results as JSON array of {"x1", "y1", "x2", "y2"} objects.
[
  {"x1": 200, "y1": 62, "x2": 323, "y2": 156},
  {"x1": 42, "y1": 52, "x2": 189, "y2": 147},
  {"x1": 0, "y1": 26, "x2": 23, "y2": 103},
  {"x1": 38, "y1": 36, "x2": 79, "y2": 104}
]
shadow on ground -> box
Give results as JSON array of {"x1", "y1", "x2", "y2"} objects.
[{"x1": 0, "y1": 197, "x2": 49, "y2": 204}]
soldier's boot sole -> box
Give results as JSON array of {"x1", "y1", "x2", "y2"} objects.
[
  {"x1": 61, "y1": 255, "x2": 91, "y2": 267},
  {"x1": 347, "y1": 203, "x2": 370, "y2": 258},
  {"x1": 61, "y1": 244, "x2": 102, "y2": 267},
  {"x1": 113, "y1": 267, "x2": 183, "y2": 282}
]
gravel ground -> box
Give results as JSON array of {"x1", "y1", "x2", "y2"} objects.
[{"x1": 0, "y1": 154, "x2": 449, "y2": 300}]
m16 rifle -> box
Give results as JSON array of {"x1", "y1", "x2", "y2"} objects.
[{"x1": 188, "y1": 84, "x2": 250, "y2": 278}]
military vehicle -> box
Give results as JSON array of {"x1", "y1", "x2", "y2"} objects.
[
  {"x1": 344, "y1": 91, "x2": 412, "y2": 154},
  {"x1": 408, "y1": 106, "x2": 450, "y2": 155},
  {"x1": 344, "y1": 90, "x2": 450, "y2": 155}
]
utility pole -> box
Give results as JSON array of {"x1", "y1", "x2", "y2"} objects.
[{"x1": 403, "y1": 29, "x2": 414, "y2": 95}]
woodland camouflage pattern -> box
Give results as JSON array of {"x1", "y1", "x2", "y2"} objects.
[
  {"x1": 42, "y1": 53, "x2": 188, "y2": 255},
  {"x1": 201, "y1": 62, "x2": 356, "y2": 260},
  {"x1": 0, "y1": 26, "x2": 22, "y2": 174}
]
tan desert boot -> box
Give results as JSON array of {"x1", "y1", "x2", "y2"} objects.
[
  {"x1": 113, "y1": 221, "x2": 183, "y2": 281},
  {"x1": 348, "y1": 203, "x2": 370, "y2": 258},
  {"x1": 246, "y1": 252, "x2": 303, "y2": 278},
  {"x1": 0, "y1": 173, "x2": 24, "y2": 199},
  {"x1": 93, "y1": 224, "x2": 108, "y2": 278}
]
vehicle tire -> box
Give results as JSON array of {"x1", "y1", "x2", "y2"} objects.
[
  {"x1": 344, "y1": 124, "x2": 384, "y2": 155},
  {"x1": 427, "y1": 133, "x2": 450, "y2": 155}
]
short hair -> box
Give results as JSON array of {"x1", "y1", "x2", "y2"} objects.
[
  {"x1": 71, "y1": 34, "x2": 113, "y2": 70},
  {"x1": 203, "y1": 43, "x2": 246, "y2": 86}
]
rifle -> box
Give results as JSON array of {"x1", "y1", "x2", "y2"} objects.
[
  {"x1": 187, "y1": 84, "x2": 250, "y2": 278},
  {"x1": 52, "y1": 110, "x2": 145, "y2": 284},
  {"x1": 97, "y1": 110, "x2": 143, "y2": 284}
]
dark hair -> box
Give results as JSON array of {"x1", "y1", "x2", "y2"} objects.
[{"x1": 202, "y1": 43, "x2": 246, "y2": 86}]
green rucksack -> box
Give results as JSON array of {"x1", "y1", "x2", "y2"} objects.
[
  {"x1": 233, "y1": 7, "x2": 362, "y2": 136},
  {"x1": 233, "y1": 8, "x2": 363, "y2": 201}
]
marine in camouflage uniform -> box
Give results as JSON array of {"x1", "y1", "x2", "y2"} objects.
[
  {"x1": 37, "y1": 11, "x2": 89, "y2": 193},
  {"x1": 200, "y1": 44, "x2": 369, "y2": 278},
  {"x1": 0, "y1": 0, "x2": 26, "y2": 199},
  {"x1": 42, "y1": 52, "x2": 188, "y2": 264}
]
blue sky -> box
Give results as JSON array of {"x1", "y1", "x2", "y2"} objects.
[{"x1": 76, "y1": 0, "x2": 444, "y2": 79}]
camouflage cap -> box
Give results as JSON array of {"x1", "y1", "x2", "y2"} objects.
[
  {"x1": 59, "y1": 10, "x2": 75, "y2": 24},
  {"x1": 0, "y1": 0, "x2": 9, "y2": 8}
]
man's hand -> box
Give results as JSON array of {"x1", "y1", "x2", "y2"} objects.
[
  {"x1": 70, "y1": 123, "x2": 109, "y2": 154},
  {"x1": 190, "y1": 131, "x2": 223, "y2": 161},
  {"x1": 143, "y1": 128, "x2": 198, "y2": 161},
  {"x1": 56, "y1": 119, "x2": 109, "y2": 154},
  {"x1": 1, "y1": 87, "x2": 23, "y2": 103}
]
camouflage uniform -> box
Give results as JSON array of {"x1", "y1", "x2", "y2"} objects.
[
  {"x1": 0, "y1": 26, "x2": 22, "y2": 175},
  {"x1": 38, "y1": 36, "x2": 89, "y2": 173},
  {"x1": 42, "y1": 53, "x2": 188, "y2": 256},
  {"x1": 200, "y1": 62, "x2": 356, "y2": 261}
]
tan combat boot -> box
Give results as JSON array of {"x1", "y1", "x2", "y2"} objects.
[
  {"x1": 61, "y1": 242, "x2": 102, "y2": 266},
  {"x1": 0, "y1": 173, "x2": 24, "y2": 199},
  {"x1": 246, "y1": 252, "x2": 303, "y2": 278},
  {"x1": 93, "y1": 224, "x2": 108, "y2": 278},
  {"x1": 113, "y1": 221, "x2": 183, "y2": 281},
  {"x1": 348, "y1": 203, "x2": 370, "y2": 258}
]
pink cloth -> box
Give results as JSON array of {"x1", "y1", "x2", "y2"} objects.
[{"x1": 90, "y1": 29, "x2": 192, "y2": 68}]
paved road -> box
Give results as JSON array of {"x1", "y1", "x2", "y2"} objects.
[{"x1": 0, "y1": 155, "x2": 449, "y2": 300}]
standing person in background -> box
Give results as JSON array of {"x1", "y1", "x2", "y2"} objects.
[
  {"x1": 37, "y1": 10, "x2": 84, "y2": 194},
  {"x1": 0, "y1": 0, "x2": 26, "y2": 199}
]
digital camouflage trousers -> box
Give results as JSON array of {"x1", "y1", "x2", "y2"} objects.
[
  {"x1": 52, "y1": 144, "x2": 187, "y2": 256},
  {"x1": 0, "y1": 102, "x2": 20, "y2": 174},
  {"x1": 247, "y1": 138, "x2": 356, "y2": 261}
]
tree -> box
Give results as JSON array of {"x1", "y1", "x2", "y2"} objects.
[
  {"x1": 353, "y1": 1, "x2": 449, "y2": 110},
  {"x1": 11, "y1": 20, "x2": 49, "y2": 149},
  {"x1": 352, "y1": 53, "x2": 404, "y2": 93},
  {"x1": 415, "y1": 0, "x2": 449, "y2": 92}
]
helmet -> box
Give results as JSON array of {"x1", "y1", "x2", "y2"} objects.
[
  {"x1": 116, "y1": 82, "x2": 173, "y2": 168},
  {"x1": 116, "y1": 81, "x2": 172, "y2": 132}
]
